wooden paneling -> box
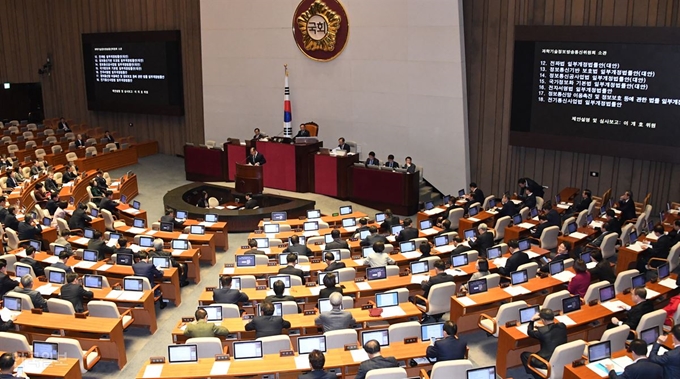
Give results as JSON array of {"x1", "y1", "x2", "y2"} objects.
[
  {"x1": 0, "y1": 0, "x2": 203, "y2": 155},
  {"x1": 463, "y1": 0, "x2": 680, "y2": 212}
]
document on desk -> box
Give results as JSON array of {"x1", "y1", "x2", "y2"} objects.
[
  {"x1": 659, "y1": 278, "x2": 678, "y2": 289},
  {"x1": 98, "y1": 264, "x2": 113, "y2": 272},
  {"x1": 517, "y1": 222, "x2": 535, "y2": 229},
  {"x1": 600, "y1": 300, "x2": 628, "y2": 313},
  {"x1": 492, "y1": 257, "x2": 508, "y2": 268},
  {"x1": 15, "y1": 249, "x2": 26, "y2": 258},
  {"x1": 344, "y1": 226, "x2": 357, "y2": 233},
  {"x1": 126, "y1": 227, "x2": 147, "y2": 235},
  {"x1": 350, "y1": 349, "x2": 370, "y2": 362},
  {"x1": 435, "y1": 245, "x2": 455, "y2": 254},
  {"x1": 386, "y1": 236, "x2": 396, "y2": 243},
  {"x1": 18, "y1": 359, "x2": 52, "y2": 375},
  {"x1": 467, "y1": 217, "x2": 480, "y2": 223},
  {"x1": 511, "y1": 200, "x2": 522, "y2": 205},
  {"x1": 401, "y1": 252, "x2": 422, "y2": 259},
  {"x1": 586, "y1": 262, "x2": 597, "y2": 269},
  {"x1": 444, "y1": 268, "x2": 467, "y2": 277},
  {"x1": 200, "y1": 222, "x2": 216, "y2": 227},
  {"x1": 36, "y1": 284, "x2": 57, "y2": 296},
  {"x1": 456, "y1": 296, "x2": 477, "y2": 307},
  {"x1": 74, "y1": 260, "x2": 97, "y2": 269},
  {"x1": 124, "y1": 208, "x2": 140, "y2": 215},
  {"x1": 143, "y1": 364, "x2": 164, "y2": 378},
  {"x1": 73, "y1": 237, "x2": 90, "y2": 245},
  {"x1": 222, "y1": 268, "x2": 235, "y2": 275},
  {"x1": 587, "y1": 356, "x2": 632, "y2": 376},
  {"x1": 526, "y1": 251, "x2": 540, "y2": 259},
  {"x1": 486, "y1": 209, "x2": 498, "y2": 215},
  {"x1": 646, "y1": 289, "x2": 660, "y2": 299},
  {"x1": 118, "y1": 291, "x2": 144, "y2": 301},
  {"x1": 423, "y1": 208, "x2": 443, "y2": 216},
  {"x1": 355, "y1": 282, "x2": 372, "y2": 290},
  {"x1": 226, "y1": 206, "x2": 238, "y2": 210},
  {"x1": 294, "y1": 355, "x2": 310, "y2": 369},
  {"x1": 146, "y1": 230, "x2": 158, "y2": 236},
  {"x1": 106, "y1": 290, "x2": 124, "y2": 299},
  {"x1": 178, "y1": 234, "x2": 190, "y2": 240},
  {"x1": 555, "y1": 315, "x2": 577, "y2": 326},
  {"x1": 411, "y1": 274, "x2": 429, "y2": 284},
  {"x1": 568, "y1": 232, "x2": 588, "y2": 240},
  {"x1": 381, "y1": 307, "x2": 406, "y2": 318},
  {"x1": 503, "y1": 285, "x2": 530, "y2": 296},
  {"x1": 308, "y1": 286, "x2": 322, "y2": 296},
  {"x1": 627, "y1": 242, "x2": 648, "y2": 252},
  {"x1": 590, "y1": 221, "x2": 603, "y2": 229},
  {"x1": 556, "y1": 204, "x2": 570, "y2": 210},
  {"x1": 648, "y1": 345, "x2": 668, "y2": 356},
  {"x1": 43, "y1": 255, "x2": 60, "y2": 264},
  {"x1": 551, "y1": 271, "x2": 576, "y2": 283},
  {"x1": 420, "y1": 229, "x2": 438, "y2": 236},
  {"x1": 353, "y1": 259, "x2": 365, "y2": 266}
]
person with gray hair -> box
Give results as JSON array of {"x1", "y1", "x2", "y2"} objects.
[
  {"x1": 469, "y1": 222, "x2": 494, "y2": 253},
  {"x1": 149, "y1": 238, "x2": 189, "y2": 287},
  {"x1": 314, "y1": 292, "x2": 355, "y2": 332},
  {"x1": 11, "y1": 274, "x2": 49, "y2": 311}
]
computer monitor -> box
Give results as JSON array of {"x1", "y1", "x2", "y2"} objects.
[
  {"x1": 205, "y1": 214, "x2": 218, "y2": 223},
  {"x1": 466, "y1": 366, "x2": 496, "y2": 379},
  {"x1": 152, "y1": 256, "x2": 171, "y2": 269},
  {"x1": 359, "y1": 230, "x2": 371, "y2": 240},
  {"x1": 599, "y1": 285, "x2": 616, "y2": 303},
  {"x1": 530, "y1": 207, "x2": 539, "y2": 218},
  {"x1": 362, "y1": 247, "x2": 374, "y2": 258},
  {"x1": 233, "y1": 341, "x2": 263, "y2": 360},
  {"x1": 42, "y1": 216, "x2": 51, "y2": 226},
  {"x1": 549, "y1": 261, "x2": 564, "y2": 276},
  {"x1": 52, "y1": 244, "x2": 66, "y2": 257},
  {"x1": 123, "y1": 278, "x2": 144, "y2": 291},
  {"x1": 133, "y1": 218, "x2": 145, "y2": 228},
  {"x1": 375, "y1": 292, "x2": 399, "y2": 308},
  {"x1": 640, "y1": 326, "x2": 659, "y2": 345},
  {"x1": 172, "y1": 239, "x2": 189, "y2": 250},
  {"x1": 488, "y1": 198, "x2": 496, "y2": 209},
  {"x1": 434, "y1": 235, "x2": 448, "y2": 247},
  {"x1": 519, "y1": 305, "x2": 540, "y2": 324},
  {"x1": 443, "y1": 195, "x2": 451, "y2": 205},
  {"x1": 451, "y1": 254, "x2": 468, "y2": 268},
  {"x1": 419, "y1": 219, "x2": 433, "y2": 230},
  {"x1": 318, "y1": 271, "x2": 340, "y2": 286},
  {"x1": 424, "y1": 201, "x2": 434, "y2": 211},
  {"x1": 510, "y1": 270, "x2": 529, "y2": 286},
  {"x1": 324, "y1": 234, "x2": 334, "y2": 244},
  {"x1": 33, "y1": 341, "x2": 59, "y2": 360},
  {"x1": 410, "y1": 261, "x2": 429, "y2": 275},
  {"x1": 303, "y1": 221, "x2": 319, "y2": 231},
  {"x1": 298, "y1": 336, "x2": 327, "y2": 355},
  {"x1": 555, "y1": 194, "x2": 561, "y2": 204},
  {"x1": 138, "y1": 236, "x2": 154, "y2": 248},
  {"x1": 268, "y1": 275, "x2": 292, "y2": 289},
  {"x1": 458, "y1": 189, "x2": 465, "y2": 197},
  {"x1": 586, "y1": 214, "x2": 594, "y2": 225},
  {"x1": 566, "y1": 222, "x2": 577, "y2": 235},
  {"x1": 366, "y1": 266, "x2": 387, "y2": 280},
  {"x1": 48, "y1": 270, "x2": 65, "y2": 284},
  {"x1": 307, "y1": 209, "x2": 321, "y2": 219},
  {"x1": 200, "y1": 306, "x2": 223, "y2": 322},
  {"x1": 2, "y1": 296, "x2": 21, "y2": 311},
  {"x1": 631, "y1": 273, "x2": 646, "y2": 288},
  {"x1": 463, "y1": 229, "x2": 476, "y2": 240},
  {"x1": 108, "y1": 232, "x2": 121, "y2": 242},
  {"x1": 399, "y1": 241, "x2": 416, "y2": 253},
  {"x1": 116, "y1": 253, "x2": 133, "y2": 266},
  {"x1": 420, "y1": 322, "x2": 445, "y2": 341},
  {"x1": 83, "y1": 274, "x2": 103, "y2": 289},
  {"x1": 132, "y1": 200, "x2": 141, "y2": 210},
  {"x1": 175, "y1": 210, "x2": 188, "y2": 220},
  {"x1": 361, "y1": 329, "x2": 389, "y2": 347},
  {"x1": 588, "y1": 340, "x2": 611, "y2": 363},
  {"x1": 83, "y1": 249, "x2": 98, "y2": 262},
  {"x1": 235, "y1": 256, "x2": 255, "y2": 270},
  {"x1": 15, "y1": 265, "x2": 29, "y2": 278},
  {"x1": 342, "y1": 218, "x2": 356, "y2": 228},
  {"x1": 120, "y1": 195, "x2": 127, "y2": 204},
  {"x1": 390, "y1": 225, "x2": 403, "y2": 235},
  {"x1": 271, "y1": 212, "x2": 287, "y2": 221},
  {"x1": 160, "y1": 222, "x2": 173, "y2": 232},
  {"x1": 189, "y1": 225, "x2": 205, "y2": 235},
  {"x1": 254, "y1": 238, "x2": 269, "y2": 249},
  {"x1": 511, "y1": 214, "x2": 522, "y2": 225},
  {"x1": 629, "y1": 230, "x2": 638, "y2": 244},
  {"x1": 83, "y1": 228, "x2": 94, "y2": 239},
  {"x1": 29, "y1": 240, "x2": 41, "y2": 251},
  {"x1": 658, "y1": 263, "x2": 670, "y2": 280},
  {"x1": 562, "y1": 295, "x2": 582, "y2": 314},
  {"x1": 168, "y1": 344, "x2": 198, "y2": 363},
  {"x1": 375, "y1": 213, "x2": 386, "y2": 223},
  {"x1": 518, "y1": 239, "x2": 531, "y2": 251},
  {"x1": 486, "y1": 246, "x2": 502, "y2": 260},
  {"x1": 580, "y1": 251, "x2": 592, "y2": 263},
  {"x1": 467, "y1": 278, "x2": 488, "y2": 295},
  {"x1": 263, "y1": 223, "x2": 279, "y2": 234},
  {"x1": 339, "y1": 206, "x2": 352, "y2": 215},
  {"x1": 318, "y1": 298, "x2": 337, "y2": 313},
  {"x1": 468, "y1": 206, "x2": 479, "y2": 217},
  {"x1": 91, "y1": 208, "x2": 99, "y2": 217}
]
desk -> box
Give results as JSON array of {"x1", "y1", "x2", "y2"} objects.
[
  {"x1": 14, "y1": 310, "x2": 128, "y2": 369},
  {"x1": 74, "y1": 146, "x2": 138, "y2": 172},
  {"x1": 118, "y1": 203, "x2": 148, "y2": 225},
  {"x1": 184, "y1": 144, "x2": 228, "y2": 182},
  {"x1": 257, "y1": 140, "x2": 321, "y2": 192},
  {"x1": 350, "y1": 166, "x2": 420, "y2": 215},
  {"x1": 183, "y1": 219, "x2": 229, "y2": 250},
  {"x1": 615, "y1": 234, "x2": 652, "y2": 274},
  {"x1": 557, "y1": 226, "x2": 598, "y2": 248},
  {"x1": 114, "y1": 225, "x2": 217, "y2": 266},
  {"x1": 458, "y1": 211, "x2": 497, "y2": 232},
  {"x1": 1, "y1": 350, "x2": 82, "y2": 379},
  {"x1": 314, "y1": 153, "x2": 359, "y2": 199},
  {"x1": 258, "y1": 212, "x2": 370, "y2": 229}
]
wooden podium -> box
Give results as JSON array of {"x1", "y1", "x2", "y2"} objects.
[{"x1": 235, "y1": 162, "x2": 263, "y2": 194}]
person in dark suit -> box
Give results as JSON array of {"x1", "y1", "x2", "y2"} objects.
[
  {"x1": 63, "y1": 165, "x2": 78, "y2": 183},
  {"x1": 573, "y1": 189, "x2": 593, "y2": 213},
  {"x1": 384, "y1": 154, "x2": 399, "y2": 169},
  {"x1": 213, "y1": 275, "x2": 249, "y2": 304},
  {"x1": 521, "y1": 309, "x2": 567, "y2": 379},
  {"x1": 295, "y1": 124, "x2": 310, "y2": 137},
  {"x1": 74, "y1": 134, "x2": 86, "y2": 148},
  {"x1": 246, "y1": 147, "x2": 266, "y2": 166},
  {"x1": 103, "y1": 130, "x2": 115, "y2": 143},
  {"x1": 57, "y1": 117, "x2": 71, "y2": 132},
  {"x1": 19, "y1": 246, "x2": 44, "y2": 277},
  {"x1": 196, "y1": 191, "x2": 209, "y2": 209},
  {"x1": 99, "y1": 191, "x2": 119, "y2": 217},
  {"x1": 68, "y1": 203, "x2": 91, "y2": 230},
  {"x1": 323, "y1": 252, "x2": 346, "y2": 272},
  {"x1": 284, "y1": 235, "x2": 313, "y2": 257},
  {"x1": 243, "y1": 239, "x2": 266, "y2": 255},
  {"x1": 0, "y1": 352, "x2": 22, "y2": 378},
  {"x1": 18, "y1": 215, "x2": 42, "y2": 241},
  {"x1": 355, "y1": 340, "x2": 399, "y2": 379},
  {"x1": 3, "y1": 206, "x2": 18, "y2": 231},
  {"x1": 45, "y1": 173, "x2": 60, "y2": 197},
  {"x1": 606, "y1": 338, "x2": 662, "y2": 379},
  {"x1": 396, "y1": 217, "x2": 418, "y2": 242},
  {"x1": 539, "y1": 241, "x2": 571, "y2": 273},
  {"x1": 87, "y1": 230, "x2": 115, "y2": 261},
  {"x1": 648, "y1": 324, "x2": 680, "y2": 378},
  {"x1": 150, "y1": 238, "x2": 189, "y2": 287},
  {"x1": 59, "y1": 273, "x2": 93, "y2": 313},
  {"x1": 159, "y1": 209, "x2": 184, "y2": 230},
  {"x1": 325, "y1": 230, "x2": 349, "y2": 250},
  {"x1": 252, "y1": 128, "x2": 267, "y2": 140},
  {"x1": 278, "y1": 253, "x2": 306, "y2": 284},
  {"x1": 50, "y1": 252, "x2": 74, "y2": 274},
  {"x1": 516, "y1": 177, "x2": 545, "y2": 199},
  {"x1": 530, "y1": 215, "x2": 551, "y2": 239},
  {"x1": 94, "y1": 171, "x2": 107, "y2": 193},
  {"x1": 12, "y1": 275, "x2": 48, "y2": 311},
  {"x1": 497, "y1": 193, "x2": 517, "y2": 218},
  {"x1": 133, "y1": 252, "x2": 166, "y2": 309},
  {"x1": 0, "y1": 260, "x2": 19, "y2": 298},
  {"x1": 669, "y1": 220, "x2": 680, "y2": 245},
  {"x1": 245, "y1": 300, "x2": 291, "y2": 338},
  {"x1": 469, "y1": 223, "x2": 494, "y2": 255},
  {"x1": 244, "y1": 193, "x2": 258, "y2": 209},
  {"x1": 542, "y1": 202, "x2": 561, "y2": 227},
  {"x1": 616, "y1": 190, "x2": 636, "y2": 223},
  {"x1": 403, "y1": 156, "x2": 416, "y2": 174},
  {"x1": 0, "y1": 197, "x2": 7, "y2": 222},
  {"x1": 426, "y1": 320, "x2": 467, "y2": 362},
  {"x1": 265, "y1": 280, "x2": 296, "y2": 303},
  {"x1": 298, "y1": 349, "x2": 337, "y2": 379},
  {"x1": 450, "y1": 237, "x2": 472, "y2": 255},
  {"x1": 498, "y1": 239, "x2": 530, "y2": 277},
  {"x1": 420, "y1": 260, "x2": 455, "y2": 299},
  {"x1": 610, "y1": 287, "x2": 654, "y2": 333},
  {"x1": 379, "y1": 209, "x2": 400, "y2": 233},
  {"x1": 465, "y1": 182, "x2": 485, "y2": 205},
  {"x1": 522, "y1": 187, "x2": 537, "y2": 210},
  {"x1": 4, "y1": 172, "x2": 17, "y2": 190},
  {"x1": 360, "y1": 226, "x2": 388, "y2": 247},
  {"x1": 337, "y1": 137, "x2": 351, "y2": 153},
  {"x1": 435, "y1": 220, "x2": 455, "y2": 237},
  {"x1": 318, "y1": 273, "x2": 343, "y2": 299},
  {"x1": 365, "y1": 151, "x2": 379, "y2": 167},
  {"x1": 184, "y1": 308, "x2": 230, "y2": 338},
  {"x1": 637, "y1": 224, "x2": 674, "y2": 271},
  {"x1": 588, "y1": 250, "x2": 616, "y2": 284},
  {"x1": 604, "y1": 208, "x2": 623, "y2": 236}
]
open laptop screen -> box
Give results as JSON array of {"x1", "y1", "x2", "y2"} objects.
[
  {"x1": 467, "y1": 278, "x2": 488, "y2": 295},
  {"x1": 588, "y1": 340, "x2": 612, "y2": 363},
  {"x1": 297, "y1": 336, "x2": 327, "y2": 354},
  {"x1": 33, "y1": 341, "x2": 59, "y2": 360},
  {"x1": 410, "y1": 261, "x2": 429, "y2": 275},
  {"x1": 466, "y1": 366, "x2": 496, "y2": 379},
  {"x1": 420, "y1": 322, "x2": 444, "y2": 340},
  {"x1": 168, "y1": 344, "x2": 198, "y2": 363},
  {"x1": 399, "y1": 241, "x2": 416, "y2": 253},
  {"x1": 599, "y1": 285, "x2": 616, "y2": 303},
  {"x1": 200, "y1": 306, "x2": 223, "y2": 322},
  {"x1": 375, "y1": 292, "x2": 399, "y2": 308},
  {"x1": 233, "y1": 341, "x2": 263, "y2": 360},
  {"x1": 366, "y1": 266, "x2": 387, "y2": 280},
  {"x1": 519, "y1": 305, "x2": 540, "y2": 324},
  {"x1": 361, "y1": 329, "x2": 389, "y2": 347},
  {"x1": 562, "y1": 295, "x2": 581, "y2": 314},
  {"x1": 124, "y1": 278, "x2": 144, "y2": 291},
  {"x1": 271, "y1": 212, "x2": 287, "y2": 221},
  {"x1": 83, "y1": 274, "x2": 103, "y2": 289}
]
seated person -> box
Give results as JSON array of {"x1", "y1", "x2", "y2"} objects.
[
  {"x1": 461, "y1": 259, "x2": 490, "y2": 292},
  {"x1": 87, "y1": 230, "x2": 115, "y2": 261},
  {"x1": 426, "y1": 320, "x2": 467, "y2": 362},
  {"x1": 150, "y1": 239, "x2": 189, "y2": 287},
  {"x1": 468, "y1": 223, "x2": 494, "y2": 254},
  {"x1": 160, "y1": 209, "x2": 184, "y2": 229},
  {"x1": 610, "y1": 287, "x2": 654, "y2": 336},
  {"x1": 298, "y1": 350, "x2": 336, "y2": 379},
  {"x1": 365, "y1": 151, "x2": 379, "y2": 166},
  {"x1": 497, "y1": 192, "x2": 517, "y2": 218},
  {"x1": 355, "y1": 340, "x2": 399, "y2": 379},
  {"x1": 0, "y1": 352, "x2": 27, "y2": 378},
  {"x1": 252, "y1": 128, "x2": 266, "y2": 140},
  {"x1": 59, "y1": 273, "x2": 93, "y2": 313},
  {"x1": 319, "y1": 273, "x2": 343, "y2": 299},
  {"x1": 278, "y1": 253, "x2": 306, "y2": 284},
  {"x1": 530, "y1": 215, "x2": 551, "y2": 239},
  {"x1": 265, "y1": 279, "x2": 296, "y2": 303},
  {"x1": 450, "y1": 236, "x2": 472, "y2": 255},
  {"x1": 99, "y1": 191, "x2": 119, "y2": 217},
  {"x1": 0, "y1": 259, "x2": 19, "y2": 298},
  {"x1": 567, "y1": 259, "x2": 590, "y2": 298},
  {"x1": 384, "y1": 154, "x2": 399, "y2": 169},
  {"x1": 420, "y1": 259, "x2": 455, "y2": 299},
  {"x1": 395, "y1": 217, "x2": 418, "y2": 242},
  {"x1": 539, "y1": 241, "x2": 571, "y2": 273},
  {"x1": 379, "y1": 209, "x2": 400, "y2": 232},
  {"x1": 418, "y1": 242, "x2": 433, "y2": 258},
  {"x1": 284, "y1": 235, "x2": 313, "y2": 257},
  {"x1": 244, "y1": 193, "x2": 258, "y2": 209},
  {"x1": 11, "y1": 275, "x2": 48, "y2": 311},
  {"x1": 588, "y1": 250, "x2": 616, "y2": 284},
  {"x1": 402, "y1": 156, "x2": 416, "y2": 174},
  {"x1": 17, "y1": 215, "x2": 42, "y2": 241},
  {"x1": 68, "y1": 203, "x2": 91, "y2": 230},
  {"x1": 295, "y1": 124, "x2": 310, "y2": 137},
  {"x1": 498, "y1": 239, "x2": 530, "y2": 277},
  {"x1": 336, "y1": 137, "x2": 351, "y2": 153},
  {"x1": 363, "y1": 241, "x2": 395, "y2": 267},
  {"x1": 244, "y1": 239, "x2": 267, "y2": 255},
  {"x1": 360, "y1": 226, "x2": 388, "y2": 247},
  {"x1": 33, "y1": 183, "x2": 49, "y2": 207},
  {"x1": 314, "y1": 292, "x2": 355, "y2": 332},
  {"x1": 50, "y1": 251, "x2": 74, "y2": 274},
  {"x1": 19, "y1": 246, "x2": 44, "y2": 277},
  {"x1": 213, "y1": 275, "x2": 249, "y2": 304},
  {"x1": 325, "y1": 229, "x2": 349, "y2": 250},
  {"x1": 245, "y1": 301, "x2": 291, "y2": 338},
  {"x1": 184, "y1": 308, "x2": 230, "y2": 338},
  {"x1": 323, "y1": 252, "x2": 346, "y2": 272},
  {"x1": 436, "y1": 219, "x2": 455, "y2": 236},
  {"x1": 133, "y1": 252, "x2": 166, "y2": 309}
]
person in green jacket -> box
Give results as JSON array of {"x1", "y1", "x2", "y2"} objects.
[{"x1": 183, "y1": 308, "x2": 230, "y2": 338}]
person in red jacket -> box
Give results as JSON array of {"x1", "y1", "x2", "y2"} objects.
[{"x1": 567, "y1": 259, "x2": 591, "y2": 298}]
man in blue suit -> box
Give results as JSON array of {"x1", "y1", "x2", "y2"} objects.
[
  {"x1": 605, "y1": 339, "x2": 662, "y2": 379},
  {"x1": 426, "y1": 320, "x2": 467, "y2": 362},
  {"x1": 648, "y1": 324, "x2": 680, "y2": 378},
  {"x1": 133, "y1": 251, "x2": 166, "y2": 309}
]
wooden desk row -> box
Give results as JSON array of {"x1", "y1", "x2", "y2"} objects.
[
  {"x1": 256, "y1": 211, "x2": 369, "y2": 228},
  {"x1": 0, "y1": 349, "x2": 82, "y2": 379}
]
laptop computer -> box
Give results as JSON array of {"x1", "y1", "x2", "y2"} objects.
[
  {"x1": 549, "y1": 260, "x2": 565, "y2": 276},
  {"x1": 367, "y1": 266, "x2": 387, "y2": 280},
  {"x1": 160, "y1": 222, "x2": 173, "y2": 232},
  {"x1": 457, "y1": 189, "x2": 465, "y2": 198},
  {"x1": 263, "y1": 223, "x2": 279, "y2": 234},
  {"x1": 434, "y1": 235, "x2": 449, "y2": 247},
  {"x1": 323, "y1": 233, "x2": 334, "y2": 244},
  {"x1": 597, "y1": 284, "x2": 615, "y2": 303},
  {"x1": 168, "y1": 344, "x2": 198, "y2": 363},
  {"x1": 298, "y1": 335, "x2": 327, "y2": 355},
  {"x1": 133, "y1": 218, "x2": 145, "y2": 228},
  {"x1": 421, "y1": 322, "x2": 445, "y2": 341},
  {"x1": 48, "y1": 270, "x2": 65, "y2": 284},
  {"x1": 562, "y1": 295, "x2": 582, "y2": 314},
  {"x1": 271, "y1": 211, "x2": 287, "y2": 221},
  {"x1": 83, "y1": 274, "x2": 103, "y2": 289},
  {"x1": 42, "y1": 216, "x2": 51, "y2": 227},
  {"x1": 342, "y1": 218, "x2": 357, "y2": 230},
  {"x1": 565, "y1": 222, "x2": 577, "y2": 235},
  {"x1": 658, "y1": 263, "x2": 671, "y2": 280},
  {"x1": 33, "y1": 341, "x2": 59, "y2": 360},
  {"x1": 629, "y1": 230, "x2": 638, "y2": 244},
  {"x1": 512, "y1": 214, "x2": 523, "y2": 225},
  {"x1": 205, "y1": 214, "x2": 218, "y2": 223},
  {"x1": 362, "y1": 247, "x2": 374, "y2": 258},
  {"x1": 361, "y1": 329, "x2": 389, "y2": 347},
  {"x1": 339, "y1": 206, "x2": 352, "y2": 215},
  {"x1": 530, "y1": 207, "x2": 539, "y2": 218},
  {"x1": 120, "y1": 195, "x2": 127, "y2": 204},
  {"x1": 307, "y1": 210, "x2": 321, "y2": 219},
  {"x1": 132, "y1": 200, "x2": 141, "y2": 210},
  {"x1": 519, "y1": 305, "x2": 540, "y2": 324},
  {"x1": 510, "y1": 270, "x2": 529, "y2": 286},
  {"x1": 200, "y1": 305, "x2": 223, "y2": 322},
  {"x1": 410, "y1": 261, "x2": 429, "y2": 275},
  {"x1": 233, "y1": 341, "x2": 263, "y2": 360},
  {"x1": 442, "y1": 195, "x2": 451, "y2": 205},
  {"x1": 278, "y1": 253, "x2": 295, "y2": 265},
  {"x1": 318, "y1": 298, "x2": 338, "y2": 313},
  {"x1": 391, "y1": 225, "x2": 404, "y2": 235},
  {"x1": 518, "y1": 239, "x2": 531, "y2": 251},
  {"x1": 375, "y1": 213, "x2": 386, "y2": 223},
  {"x1": 116, "y1": 253, "x2": 133, "y2": 266},
  {"x1": 303, "y1": 221, "x2": 319, "y2": 232},
  {"x1": 580, "y1": 251, "x2": 592, "y2": 263},
  {"x1": 52, "y1": 244, "x2": 66, "y2": 257},
  {"x1": 466, "y1": 366, "x2": 496, "y2": 379},
  {"x1": 28, "y1": 240, "x2": 41, "y2": 252},
  {"x1": 256, "y1": 302, "x2": 283, "y2": 316},
  {"x1": 2, "y1": 295, "x2": 22, "y2": 313},
  {"x1": 175, "y1": 210, "x2": 188, "y2": 220},
  {"x1": 254, "y1": 238, "x2": 269, "y2": 249},
  {"x1": 467, "y1": 278, "x2": 488, "y2": 295},
  {"x1": 360, "y1": 230, "x2": 371, "y2": 239},
  {"x1": 83, "y1": 249, "x2": 98, "y2": 262},
  {"x1": 375, "y1": 292, "x2": 399, "y2": 308},
  {"x1": 640, "y1": 326, "x2": 659, "y2": 345},
  {"x1": 588, "y1": 340, "x2": 612, "y2": 363},
  {"x1": 631, "y1": 273, "x2": 646, "y2": 288},
  {"x1": 451, "y1": 254, "x2": 468, "y2": 268},
  {"x1": 91, "y1": 208, "x2": 99, "y2": 217},
  {"x1": 152, "y1": 256, "x2": 171, "y2": 270},
  {"x1": 15, "y1": 265, "x2": 30, "y2": 278},
  {"x1": 268, "y1": 275, "x2": 291, "y2": 288},
  {"x1": 124, "y1": 278, "x2": 144, "y2": 291},
  {"x1": 138, "y1": 236, "x2": 154, "y2": 248},
  {"x1": 172, "y1": 239, "x2": 189, "y2": 250},
  {"x1": 83, "y1": 228, "x2": 95, "y2": 239},
  {"x1": 487, "y1": 246, "x2": 502, "y2": 260},
  {"x1": 468, "y1": 206, "x2": 479, "y2": 217},
  {"x1": 424, "y1": 201, "x2": 434, "y2": 211},
  {"x1": 189, "y1": 225, "x2": 205, "y2": 235},
  {"x1": 463, "y1": 229, "x2": 476, "y2": 240},
  {"x1": 420, "y1": 219, "x2": 433, "y2": 230},
  {"x1": 400, "y1": 241, "x2": 416, "y2": 253}
]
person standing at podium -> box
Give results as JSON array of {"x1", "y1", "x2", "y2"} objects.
[
  {"x1": 337, "y1": 138, "x2": 351, "y2": 153},
  {"x1": 295, "y1": 124, "x2": 310, "y2": 137},
  {"x1": 247, "y1": 147, "x2": 266, "y2": 166}
]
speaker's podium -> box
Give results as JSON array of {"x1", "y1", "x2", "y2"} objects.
[{"x1": 235, "y1": 162, "x2": 263, "y2": 194}]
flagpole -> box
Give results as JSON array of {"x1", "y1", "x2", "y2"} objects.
[{"x1": 283, "y1": 64, "x2": 292, "y2": 138}]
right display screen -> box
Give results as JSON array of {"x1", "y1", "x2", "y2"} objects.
[{"x1": 510, "y1": 26, "x2": 680, "y2": 163}]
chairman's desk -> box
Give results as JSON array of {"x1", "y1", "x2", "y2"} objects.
[
  {"x1": 171, "y1": 303, "x2": 422, "y2": 344},
  {"x1": 350, "y1": 166, "x2": 420, "y2": 216},
  {"x1": 495, "y1": 277, "x2": 677, "y2": 378},
  {"x1": 257, "y1": 140, "x2": 322, "y2": 193},
  {"x1": 314, "y1": 153, "x2": 360, "y2": 199},
  {"x1": 136, "y1": 342, "x2": 430, "y2": 379},
  {"x1": 0, "y1": 350, "x2": 82, "y2": 379},
  {"x1": 13, "y1": 310, "x2": 128, "y2": 369}
]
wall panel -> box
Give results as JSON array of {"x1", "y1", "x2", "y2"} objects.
[
  {"x1": 0, "y1": 0, "x2": 203, "y2": 155},
  {"x1": 463, "y1": 0, "x2": 680, "y2": 213}
]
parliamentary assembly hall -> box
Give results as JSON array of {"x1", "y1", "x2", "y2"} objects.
[{"x1": 0, "y1": 0, "x2": 679, "y2": 378}]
